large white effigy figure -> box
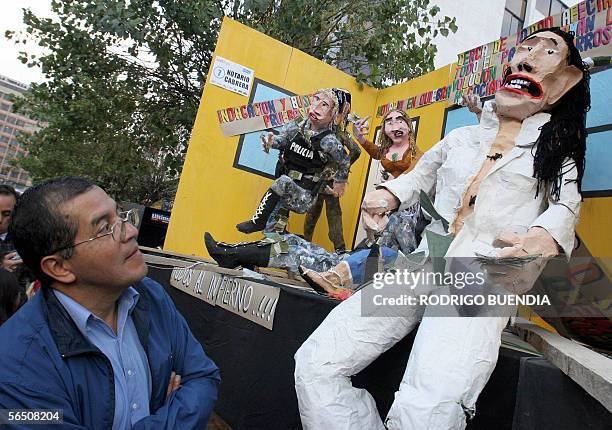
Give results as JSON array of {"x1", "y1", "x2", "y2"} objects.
[{"x1": 294, "y1": 28, "x2": 591, "y2": 429}]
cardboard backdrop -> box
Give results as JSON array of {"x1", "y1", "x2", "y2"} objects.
[
  {"x1": 165, "y1": 16, "x2": 612, "y2": 280},
  {"x1": 165, "y1": 17, "x2": 377, "y2": 256}
]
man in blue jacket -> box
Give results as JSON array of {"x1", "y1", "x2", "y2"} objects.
[{"x1": 0, "y1": 176, "x2": 220, "y2": 429}]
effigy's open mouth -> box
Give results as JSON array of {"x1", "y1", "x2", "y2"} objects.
[{"x1": 502, "y1": 73, "x2": 543, "y2": 99}]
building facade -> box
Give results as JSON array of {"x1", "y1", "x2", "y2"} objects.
[{"x1": 0, "y1": 74, "x2": 36, "y2": 190}]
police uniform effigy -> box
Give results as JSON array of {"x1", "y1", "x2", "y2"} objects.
[
  {"x1": 303, "y1": 89, "x2": 361, "y2": 254},
  {"x1": 235, "y1": 88, "x2": 350, "y2": 234}
]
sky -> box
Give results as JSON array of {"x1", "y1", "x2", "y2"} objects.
[
  {"x1": 0, "y1": 0, "x2": 588, "y2": 86},
  {"x1": 0, "y1": 0, "x2": 53, "y2": 85}
]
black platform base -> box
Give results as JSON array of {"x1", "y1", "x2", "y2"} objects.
[{"x1": 148, "y1": 266, "x2": 611, "y2": 430}]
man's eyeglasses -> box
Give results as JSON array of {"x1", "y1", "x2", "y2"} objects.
[{"x1": 51, "y1": 209, "x2": 139, "y2": 254}]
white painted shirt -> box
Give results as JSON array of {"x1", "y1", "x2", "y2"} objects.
[{"x1": 383, "y1": 101, "x2": 581, "y2": 259}]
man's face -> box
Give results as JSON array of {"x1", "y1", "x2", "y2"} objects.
[
  {"x1": 60, "y1": 186, "x2": 147, "y2": 290},
  {"x1": 308, "y1": 92, "x2": 335, "y2": 130},
  {"x1": 495, "y1": 31, "x2": 582, "y2": 120},
  {"x1": 383, "y1": 111, "x2": 410, "y2": 144},
  {"x1": 0, "y1": 194, "x2": 16, "y2": 235}
]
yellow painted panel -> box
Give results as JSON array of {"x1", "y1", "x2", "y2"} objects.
[
  {"x1": 165, "y1": 17, "x2": 378, "y2": 256},
  {"x1": 166, "y1": 15, "x2": 611, "y2": 285},
  {"x1": 280, "y1": 49, "x2": 379, "y2": 250},
  {"x1": 374, "y1": 65, "x2": 453, "y2": 153},
  {"x1": 577, "y1": 197, "x2": 612, "y2": 275}
]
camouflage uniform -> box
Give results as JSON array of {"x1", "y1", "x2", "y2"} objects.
[
  {"x1": 270, "y1": 119, "x2": 349, "y2": 210},
  {"x1": 267, "y1": 233, "x2": 344, "y2": 275},
  {"x1": 303, "y1": 131, "x2": 361, "y2": 252},
  {"x1": 303, "y1": 194, "x2": 345, "y2": 249},
  {"x1": 269, "y1": 175, "x2": 317, "y2": 213},
  {"x1": 257, "y1": 120, "x2": 350, "y2": 233},
  {"x1": 378, "y1": 202, "x2": 422, "y2": 254},
  {"x1": 267, "y1": 203, "x2": 422, "y2": 278}
]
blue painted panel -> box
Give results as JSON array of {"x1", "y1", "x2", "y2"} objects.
[
  {"x1": 586, "y1": 67, "x2": 612, "y2": 129},
  {"x1": 443, "y1": 106, "x2": 480, "y2": 137},
  {"x1": 583, "y1": 130, "x2": 612, "y2": 193},
  {"x1": 236, "y1": 83, "x2": 291, "y2": 176}
]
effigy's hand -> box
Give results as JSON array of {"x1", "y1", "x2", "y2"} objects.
[
  {"x1": 332, "y1": 182, "x2": 346, "y2": 198},
  {"x1": 462, "y1": 94, "x2": 482, "y2": 115},
  {"x1": 351, "y1": 116, "x2": 370, "y2": 143},
  {"x1": 494, "y1": 227, "x2": 559, "y2": 259},
  {"x1": 260, "y1": 132, "x2": 274, "y2": 153},
  {"x1": 482, "y1": 227, "x2": 557, "y2": 295},
  {"x1": 362, "y1": 211, "x2": 389, "y2": 241}
]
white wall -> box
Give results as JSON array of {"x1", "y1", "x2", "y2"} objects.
[
  {"x1": 525, "y1": 0, "x2": 582, "y2": 26},
  {"x1": 431, "y1": 0, "x2": 507, "y2": 68},
  {"x1": 431, "y1": 0, "x2": 583, "y2": 69}
]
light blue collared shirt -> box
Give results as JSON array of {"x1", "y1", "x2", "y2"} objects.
[{"x1": 54, "y1": 287, "x2": 152, "y2": 429}]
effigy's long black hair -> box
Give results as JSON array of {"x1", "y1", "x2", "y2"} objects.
[{"x1": 528, "y1": 27, "x2": 591, "y2": 200}]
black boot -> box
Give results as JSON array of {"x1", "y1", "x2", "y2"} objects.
[
  {"x1": 204, "y1": 232, "x2": 271, "y2": 269},
  {"x1": 363, "y1": 244, "x2": 381, "y2": 283},
  {"x1": 236, "y1": 189, "x2": 281, "y2": 234}
]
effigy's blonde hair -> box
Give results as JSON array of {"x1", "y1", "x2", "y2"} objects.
[{"x1": 375, "y1": 109, "x2": 416, "y2": 160}]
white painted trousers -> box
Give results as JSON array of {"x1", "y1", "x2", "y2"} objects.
[{"x1": 294, "y1": 283, "x2": 509, "y2": 429}]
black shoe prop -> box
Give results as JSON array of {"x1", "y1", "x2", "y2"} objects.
[
  {"x1": 236, "y1": 189, "x2": 280, "y2": 234},
  {"x1": 204, "y1": 232, "x2": 271, "y2": 270},
  {"x1": 298, "y1": 266, "x2": 327, "y2": 296},
  {"x1": 204, "y1": 232, "x2": 240, "y2": 268},
  {"x1": 363, "y1": 244, "x2": 381, "y2": 283},
  {"x1": 236, "y1": 220, "x2": 261, "y2": 234}
]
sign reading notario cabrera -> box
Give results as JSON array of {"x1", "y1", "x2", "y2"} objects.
[
  {"x1": 170, "y1": 267, "x2": 280, "y2": 330},
  {"x1": 209, "y1": 56, "x2": 254, "y2": 97}
]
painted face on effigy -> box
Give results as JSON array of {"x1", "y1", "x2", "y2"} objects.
[
  {"x1": 308, "y1": 92, "x2": 336, "y2": 130},
  {"x1": 383, "y1": 110, "x2": 410, "y2": 144},
  {"x1": 495, "y1": 30, "x2": 583, "y2": 120}
]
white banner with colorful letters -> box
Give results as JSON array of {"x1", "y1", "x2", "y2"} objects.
[
  {"x1": 377, "y1": 0, "x2": 612, "y2": 115},
  {"x1": 216, "y1": 94, "x2": 312, "y2": 137}
]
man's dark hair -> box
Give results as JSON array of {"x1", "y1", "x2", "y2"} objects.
[
  {"x1": 9, "y1": 177, "x2": 96, "y2": 286},
  {"x1": 529, "y1": 27, "x2": 591, "y2": 200},
  {"x1": 0, "y1": 268, "x2": 24, "y2": 324},
  {"x1": 0, "y1": 185, "x2": 18, "y2": 201}
]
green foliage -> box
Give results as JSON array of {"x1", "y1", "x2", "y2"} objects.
[
  {"x1": 8, "y1": 0, "x2": 456, "y2": 204},
  {"x1": 240, "y1": 0, "x2": 457, "y2": 86}
]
